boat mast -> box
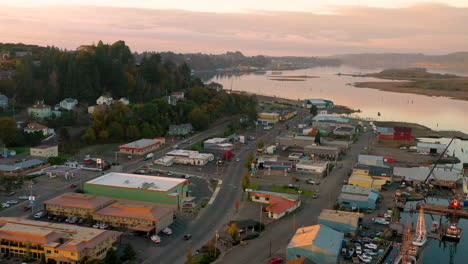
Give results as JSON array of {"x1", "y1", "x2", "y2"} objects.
[{"x1": 415, "y1": 208, "x2": 426, "y2": 239}]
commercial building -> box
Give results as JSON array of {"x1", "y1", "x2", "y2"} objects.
[
  {"x1": 169, "y1": 123, "x2": 193, "y2": 137},
  {"x1": 288, "y1": 153, "x2": 304, "y2": 162},
  {"x1": 286, "y1": 224, "x2": 343, "y2": 264},
  {"x1": 44, "y1": 193, "x2": 174, "y2": 233},
  {"x1": 30, "y1": 145, "x2": 58, "y2": 158},
  {"x1": 337, "y1": 185, "x2": 379, "y2": 211},
  {"x1": 333, "y1": 125, "x2": 355, "y2": 136},
  {"x1": 119, "y1": 137, "x2": 165, "y2": 155},
  {"x1": 278, "y1": 135, "x2": 315, "y2": 148},
  {"x1": 203, "y1": 138, "x2": 233, "y2": 151},
  {"x1": 312, "y1": 114, "x2": 349, "y2": 123},
  {"x1": 393, "y1": 166, "x2": 462, "y2": 188},
  {"x1": 154, "y1": 156, "x2": 175, "y2": 167},
  {"x1": 250, "y1": 191, "x2": 301, "y2": 219},
  {"x1": 165, "y1": 150, "x2": 214, "y2": 166},
  {"x1": 318, "y1": 210, "x2": 362, "y2": 236},
  {"x1": 349, "y1": 164, "x2": 393, "y2": 189},
  {"x1": 296, "y1": 160, "x2": 328, "y2": 174},
  {"x1": 258, "y1": 112, "x2": 280, "y2": 126},
  {"x1": 304, "y1": 99, "x2": 334, "y2": 109},
  {"x1": 416, "y1": 142, "x2": 447, "y2": 154},
  {"x1": 84, "y1": 172, "x2": 188, "y2": 207},
  {"x1": 303, "y1": 145, "x2": 340, "y2": 160},
  {"x1": 358, "y1": 154, "x2": 384, "y2": 167},
  {"x1": 377, "y1": 126, "x2": 412, "y2": 140},
  {"x1": 257, "y1": 156, "x2": 294, "y2": 170},
  {"x1": 0, "y1": 217, "x2": 120, "y2": 264},
  {"x1": 0, "y1": 159, "x2": 48, "y2": 176},
  {"x1": 41, "y1": 166, "x2": 81, "y2": 179}
]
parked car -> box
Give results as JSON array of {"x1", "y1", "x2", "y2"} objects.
[
  {"x1": 161, "y1": 227, "x2": 172, "y2": 235},
  {"x1": 287, "y1": 184, "x2": 299, "y2": 189},
  {"x1": 69, "y1": 216, "x2": 79, "y2": 224},
  {"x1": 312, "y1": 193, "x2": 319, "y2": 199},
  {"x1": 34, "y1": 211, "x2": 47, "y2": 219},
  {"x1": 2, "y1": 203, "x2": 10, "y2": 208},
  {"x1": 347, "y1": 248, "x2": 355, "y2": 258},
  {"x1": 99, "y1": 224, "x2": 109, "y2": 229},
  {"x1": 364, "y1": 249, "x2": 377, "y2": 256},
  {"x1": 6, "y1": 200, "x2": 18, "y2": 205},
  {"x1": 93, "y1": 223, "x2": 101, "y2": 228},
  {"x1": 22, "y1": 206, "x2": 31, "y2": 212},
  {"x1": 183, "y1": 234, "x2": 192, "y2": 240},
  {"x1": 18, "y1": 195, "x2": 29, "y2": 200},
  {"x1": 236, "y1": 158, "x2": 240, "y2": 162},
  {"x1": 359, "y1": 255, "x2": 372, "y2": 263},
  {"x1": 151, "y1": 235, "x2": 161, "y2": 244},
  {"x1": 52, "y1": 216, "x2": 59, "y2": 221},
  {"x1": 365, "y1": 243, "x2": 378, "y2": 250},
  {"x1": 7, "y1": 191, "x2": 16, "y2": 196},
  {"x1": 70, "y1": 184, "x2": 77, "y2": 188},
  {"x1": 306, "y1": 179, "x2": 316, "y2": 185},
  {"x1": 269, "y1": 258, "x2": 284, "y2": 264},
  {"x1": 77, "y1": 218, "x2": 85, "y2": 224}
]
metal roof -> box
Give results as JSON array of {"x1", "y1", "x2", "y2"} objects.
[
  {"x1": 341, "y1": 185, "x2": 378, "y2": 195},
  {"x1": 318, "y1": 209, "x2": 362, "y2": 227},
  {"x1": 358, "y1": 154, "x2": 383, "y2": 161},
  {"x1": 0, "y1": 159, "x2": 46, "y2": 172},
  {"x1": 393, "y1": 167, "x2": 461, "y2": 182},
  {"x1": 417, "y1": 142, "x2": 447, "y2": 149},
  {"x1": 119, "y1": 138, "x2": 159, "y2": 149},
  {"x1": 86, "y1": 172, "x2": 186, "y2": 192},
  {"x1": 287, "y1": 224, "x2": 343, "y2": 255}
]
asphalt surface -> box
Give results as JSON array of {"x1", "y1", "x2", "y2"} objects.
[{"x1": 220, "y1": 130, "x2": 373, "y2": 264}]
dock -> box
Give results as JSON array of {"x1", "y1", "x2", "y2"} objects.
[{"x1": 416, "y1": 203, "x2": 468, "y2": 218}]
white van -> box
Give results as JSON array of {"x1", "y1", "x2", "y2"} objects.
[{"x1": 34, "y1": 211, "x2": 47, "y2": 218}]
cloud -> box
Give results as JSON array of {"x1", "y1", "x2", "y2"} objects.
[{"x1": 0, "y1": 3, "x2": 467, "y2": 55}]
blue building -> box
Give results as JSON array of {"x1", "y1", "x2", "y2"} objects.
[
  {"x1": 287, "y1": 224, "x2": 343, "y2": 264},
  {"x1": 318, "y1": 209, "x2": 362, "y2": 236},
  {"x1": 305, "y1": 99, "x2": 334, "y2": 109},
  {"x1": 337, "y1": 185, "x2": 379, "y2": 210}
]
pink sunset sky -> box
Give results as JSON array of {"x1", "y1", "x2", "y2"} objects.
[{"x1": 1, "y1": 1, "x2": 467, "y2": 56}]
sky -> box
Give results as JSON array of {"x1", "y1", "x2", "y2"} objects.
[{"x1": 1, "y1": 1, "x2": 467, "y2": 56}]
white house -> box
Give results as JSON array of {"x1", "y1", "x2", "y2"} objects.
[
  {"x1": 24, "y1": 123, "x2": 54, "y2": 136},
  {"x1": 119, "y1": 97, "x2": 130, "y2": 105},
  {"x1": 96, "y1": 95, "x2": 113, "y2": 105},
  {"x1": 60, "y1": 98, "x2": 79, "y2": 110}
]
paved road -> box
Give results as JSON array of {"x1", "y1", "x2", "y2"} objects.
[{"x1": 220, "y1": 130, "x2": 373, "y2": 264}]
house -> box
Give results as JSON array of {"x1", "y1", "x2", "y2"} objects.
[
  {"x1": 337, "y1": 185, "x2": 379, "y2": 211},
  {"x1": 171, "y1": 91, "x2": 185, "y2": 100},
  {"x1": 304, "y1": 99, "x2": 334, "y2": 109},
  {"x1": 393, "y1": 166, "x2": 462, "y2": 188},
  {"x1": 0, "y1": 217, "x2": 120, "y2": 264},
  {"x1": 416, "y1": 142, "x2": 447, "y2": 154},
  {"x1": 169, "y1": 123, "x2": 193, "y2": 137},
  {"x1": 295, "y1": 160, "x2": 328, "y2": 174},
  {"x1": 318, "y1": 209, "x2": 362, "y2": 236},
  {"x1": 24, "y1": 122, "x2": 53, "y2": 136},
  {"x1": 165, "y1": 150, "x2": 214, "y2": 166},
  {"x1": 286, "y1": 224, "x2": 343, "y2": 264},
  {"x1": 30, "y1": 145, "x2": 58, "y2": 158},
  {"x1": 119, "y1": 97, "x2": 130, "y2": 105},
  {"x1": 59, "y1": 98, "x2": 78, "y2": 110},
  {"x1": 163, "y1": 95, "x2": 178, "y2": 106},
  {"x1": 377, "y1": 126, "x2": 412, "y2": 140},
  {"x1": 358, "y1": 154, "x2": 384, "y2": 167},
  {"x1": 96, "y1": 95, "x2": 113, "y2": 105},
  {"x1": 84, "y1": 172, "x2": 189, "y2": 207},
  {"x1": 119, "y1": 138, "x2": 165, "y2": 155},
  {"x1": 0, "y1": 94, "x2": 8, "y2": 109},
  {"x1": 27, "y1": 102, "x2": 52, "y2": 119},
  {"x1": 249, "y1": 190, "x2": 301, "y2": 219}
]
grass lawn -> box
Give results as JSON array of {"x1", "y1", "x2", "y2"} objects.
[
  {"x1": 247, "y1": 184, "x2": 259, "y2": 190},
  {"x1": 11, "y1": 147, "x2": 29, "y2": 155},
  {"x1": 269, "y1": 186, "x2": 314, "y2": 196}
]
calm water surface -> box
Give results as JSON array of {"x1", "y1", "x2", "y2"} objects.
[{"x1": 207, "y1": 66, "x2": 468, "y2": 134}]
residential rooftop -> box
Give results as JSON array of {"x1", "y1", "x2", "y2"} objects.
[{"x1": 85, "y1": 172, "x2": 187, "y2": 192}]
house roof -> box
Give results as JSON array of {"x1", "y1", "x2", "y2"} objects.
[
  {"x1": 250, "y1": 191, "x2": 299, "y2": 215},
  {"x1": 25, "y1": 122, "x2": 48, "y2": 131},
  {"x1": 287, "y1": 224, "x2": 343, "y2": 255},
  {"x1": 85, "y1": 172, "x2": 187, "y2": 192},
  {"x1": 44, "y1": 193, "x2": 113, "y2": 210},
  {"x1": 119, "y1": 138, "x2": 160, "y2": 150}
]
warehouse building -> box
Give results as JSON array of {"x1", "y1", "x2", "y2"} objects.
[
  {"x1": 416, "y1": 142, "x2": 447, "y2": 154},
  {"x1": 312, "y1": 114, "x2": 349, "y2": 123},
  {"x1": 258, "y1": 112, "x2": 280, "y2": 126},
  {"x1": 358, "y1": 154, "x2": 384, "y2": 167},
  {"x1": 318, "y1": 210, "x2": 362, "y2": 236},
  {"x1": 393, "y1": 166, "x2": 462, "y2": 188},
  {"x1": 0, "y1": 159, "x2": 48, "y2": 176},
  {"x1": 30, "y1": 145, "x2": 58, "y2": 158},
  {"x1": 303, "y1": 145, "x2": 340, "y2": 160},
  {"x1": 304, "y1": 99, "x2": 334, "y2": 109},
  {"x1": 44, "y1": 193, "x2": 114, "y2": 218},
  {"x1": 84, "y1": 173, "x2": 188, "y2": 208},
  {"x1": 377, "y1": 126, "x2": 412, "y2": 140},
  {"x1": 337, "y1": 185, "x2": 379, "y2": 211},
  {"x1": 286, "y1": 224, "x2": 343, "y2": 264},
  {"x1": 0, "y1": 217, "x2": 120, "y2": 264},
  {"x1": 166, "y1": 150, "x2": 214, "y2": 165},
  {"x1": 119, "y1": 137, "x2": 165, "y2": 155},
  {"x1": 333, "y1": 125, "x2": 355, "y2": 136},
  {"x1": 296, "y1": 160, "x2": 328, "y2": 174}
]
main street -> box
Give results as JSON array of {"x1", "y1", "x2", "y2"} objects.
[{"x1": 220, "y1": 130, "x2": 372, "y2": 264}]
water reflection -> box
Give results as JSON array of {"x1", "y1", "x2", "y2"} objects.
[{"x1": 206, "y1": 66, "x2": 468, "y2": 134}]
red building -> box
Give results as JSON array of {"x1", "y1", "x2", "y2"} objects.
[{"x1": 377, "y1": 126, "x2": 412, "y2": 140}]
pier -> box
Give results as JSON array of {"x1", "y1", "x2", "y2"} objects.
[{"x1": 415, "y1": 203, "x2": 468, "y2": 218}]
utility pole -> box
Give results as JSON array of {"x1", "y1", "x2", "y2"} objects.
[
  {"x1": 215, "y1": 230, "x2": 219, "y2": 257},
  {"x1": 259, "y1": 205, "x2": 263, "y2": 231}
]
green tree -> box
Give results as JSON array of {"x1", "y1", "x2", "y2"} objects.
[
  {"x1": 126, "y1": 125, "x2": 141, "y2": 140},
  {"x1": 314, "y1": 132, "x2": 321, "y2": 144},
  {"x1": 228, "y1": 223, "x2": 240, "y2": 242},
  {"x1": 0, "y1": 117, "x2": 17, "y2": 146},
  {"x1": 98, "y1": 130, "x2": 109, "y2": 142},
  {"x1": 244, "y1": 152, "x2": 255, "y2": 169},
  {"x1": 104, "y1": 247, "x2": 120, "y2": 264},
  {"x1": 257, "y1": 140, "x2": 264, "y2": 149},
  {"x1": 122, "y1": 243, "x2": 136, "y2": 262},
  {"x1": 59, "y1": 127, "x2": 71, "y2": 142},
  {"x1": 189, "y1": 107, "x2": 209, "y2": 130},
  {"x1": 81, "y1": 128, "x2": 96, "y2": 144},
  {"x1": 241, "y1": 172, "x2": 250, "y2": 191},
  {"x1": 310, "y1": 105, "x2": 318, "y2": 116}
]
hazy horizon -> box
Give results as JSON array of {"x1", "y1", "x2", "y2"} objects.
[{"x1": 1, "y1": 1, "x2": 468, "y2": 56}]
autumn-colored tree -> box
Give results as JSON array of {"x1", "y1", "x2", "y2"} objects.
[
  {"x1": 81, "y1": 128, "x2": 96, "y2": 144},
  {"x1": 186, "y1": 247, "x2": 193, "y2": 264},
  {"x1": 98, "y1": 130, "x2": 109, "y2": 142},
  {"x1": 207, "y1": 239, "x2": 215, "y2": 256},
  {"x1": 241, "y1": 172, "x2": 250, "y2": 191},
  {"x1": 244, "y1": 152, "x2": 255, "y2": 169},
  {"x1": 228, "y1": 223, "x2": 240, "y2": 242},
  {"x1": 257, "y1": 140, "x2": 264, "y2": 149}
]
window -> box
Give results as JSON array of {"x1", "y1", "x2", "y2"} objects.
[
  {"x1": 265, "y1": 197, "x2": 270, "y2": 201},
  {"x1": 46, "y1": 250, "x2": 51, "y2": 254},
  {"x1": 254, "y1": 196, "x2": 259, "y2": 200},
  {"x1": 54, "y1": 250, "x2": 59, "y2": 253},
  {"x1": 71, "y1": 253, "x2": 75, "y2": 256}
]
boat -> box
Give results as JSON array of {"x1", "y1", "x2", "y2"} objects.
[
  {"x1": 431, "y1": 220, "x2": 440, "y2": 233},
  {"x1": 443, "y1": 224, "x2": 463, "y2": 240},
  {"x1": 412, "y1": 208, "x2": 427, "y2": 247}
]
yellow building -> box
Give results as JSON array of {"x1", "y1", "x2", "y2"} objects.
[
  {"x1": 44, "y1": 193, "x2": 174, "y2": 233},
  {"x1": 348, "y1": 164, "x2": 392, "y2": 190},
  {"x1": 258, "y1": 112, "x2": 280, "y2": 120},
  {"x1": 0, "y1": 217, "x2": 120, "y2": 264}
]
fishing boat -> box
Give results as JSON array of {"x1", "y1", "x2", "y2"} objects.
[
  {"x1": 443, "y1": 224, "x2": 463, "y2": 241},
  {"x1": 412, "y1": 209, "x2": 427, "y2": 247}
]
